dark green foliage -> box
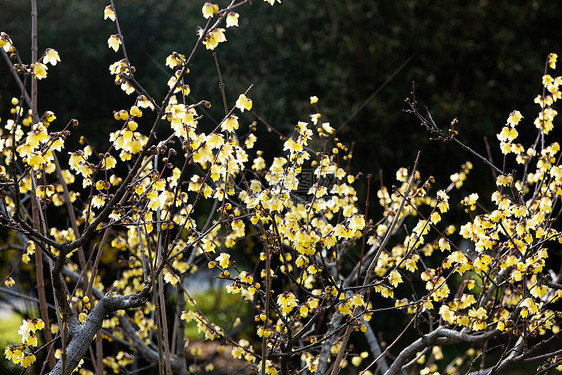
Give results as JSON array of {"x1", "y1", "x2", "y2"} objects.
[{"x1": 2, "y1": 1, "x2": 561, "y2": 181}]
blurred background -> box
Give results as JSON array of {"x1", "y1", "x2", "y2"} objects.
[
  {"x1": 2, "y1": 0, "x2": 561, "y2": 189},
  {"x1": 1, "y1": 0, "x2": 562, "y2": 373}
]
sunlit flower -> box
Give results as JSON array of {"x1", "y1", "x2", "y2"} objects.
[
  {"x1": 388, "y1": 270, "x2": 403, "y2": 287},
  {"x1": 216, "y1": 253, "x2": 230, "y2": 268},
  {"x1": 0, "y1": 32, "x2": 13, "y2": 51},
  {"x1": 507, "y1": 110, "x2": 523, "y2": 126},
  {"x1": 104, "y1": 5, "x2": 116, "y2": 21},
  {"x1": 277, "y1": 292, "x2": 297, "y2": 315},
  {"x1": 245, "y1": 134, "x2": 257, "y2": 149},
  {"x1": 202, "y1": 28, "x2": 226, "y2": 50},
  {"x1": 166, "y1": 52, "x2": 185, "y2": 69},
  {"x1": 549, "y1": 53, "x2": 557, "y2": 69},
  {"x1": 221, "y1": 115, "x2": 239, "y2": 132},
  {"x1": 4, "y1": 277, "x2": 15, "y2": 287},
  {"x1": 202, "y1": 2, "x2": 219, "y2": 19},
  {"x1": 108, "y1": 35, "x2": 121, "y2": 52},
  {"x1": 226, "y1": 12, "x2": 239, "y2": 28},
  {"x1": 310, "y1": 113, "x2": 321, "y2": 125},
  {"x1": 321, "y1": 122, "x2": 334, "y2": 134},
  {"x1": 20, "y1": 353, "x2": 36, "y2": 368},
  {"x1": 43, "y1": 48, "x2": 61, "y2": 66},
  {"x1": 236, "y1": 94, "x2": 252, "y2": 112},
  {"x1": 31, "y1": 63, "x2": 48, "y2": 79}
]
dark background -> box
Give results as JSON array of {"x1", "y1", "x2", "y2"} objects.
[{"x1": 2, "y1": 0, "x2": 561, "y2": 194}]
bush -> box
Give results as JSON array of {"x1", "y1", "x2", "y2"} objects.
[{"x1": 1, "y1": 1, "x2": 562, "y2": 374}]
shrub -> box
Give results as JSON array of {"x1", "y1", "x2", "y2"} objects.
[{"x1": 1, "y1": 1, "x2": 561, "y2": 374}]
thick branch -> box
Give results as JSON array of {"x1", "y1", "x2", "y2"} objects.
[
  {"x1": 46, "y1": 287, "x2": 150, "y2": 375},
  {"x1": 384, "y1": 327, "x2": 499, "y2": 375},
  {"x1": 119, "y1": 316, "x2": 187, "y2": 375}
]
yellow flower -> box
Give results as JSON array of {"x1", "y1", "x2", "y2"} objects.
[
  {"x1": 1, "y1": 32, "x2": 13, "y2": 52},
  {"x1": 31, "y1": 62, "x2": 48, "y2": 79},
  {"x1": 349, "y1": 214, "x2": 365, "y2": 231},
  {"x1": 310, "y1": 113, "x2": 321, "y2": 125},
  {"x1": 310, "y1": 96, "x2": 319, "y2": 104},
  {"x1": 226, "y1": 12, "x2": 239, "y2": 28},
  {"x1": 321, "y1": 122, "x2": 335, "y2": 134},
  {"x1": 43, "y1": 48, "x2": 61, "y2": 66},
  {"x1": 18, "y1": 320, "x2": 34, "y2": 337},
  {"x1": 496, "y1": 174, "x2": 513, "y2": 187},
  {"x1": 507, "y1": 110, "x2": 523, "y2": 126},
  {"x1": 20, "y1": 353, "x2": 36, "y2": 368},
  {"x1": 258, "y1": 359, "x2": 278, "y2": 375},
  {"x1": 103, "y1": 155, "x2": 117, "y2": 169},
  {"x1": 245, "y1": 134, "x2": 257, "y2": 149},
  {"x1": 277, "y1": 292, "x2": 297, "y2": 315},
  {"x1": 202, "y1": 28, "x2": 226, "y2": 50},
  {"x1": 349, "y1": 294, "x2": 365, "y2": 308},
  {"x1": 180, "y1": 310, "x2": 197, "y2": 322},
  {"x1": 79, "y1": 312, "x2": 88, "y2": 323},
  {"x1": 202, "y1": 2, "x2": 219, "y2": 19},
  {"x1": 108, "y1": 35, "x2": 121, "y2": 52},
  {"x1": 264, "y1": 0, "x2": 282, "y2": 5},
  {"x1": 437, "y1": 190, "x2": 449, "y2": 213},
  {"x1": 430, "y1": 211, "x2": 441, "y2": 224},
  {"x1": 4, "y1": 277, "x2": 15, "y2": 287},
  {"x1": 104, "y1": 5, "x2": 116, "y2": 21},
  {"x1": 389, "y1": 270, "x2": 403, "y2": 287},
  {"x1": 23, "y1": 334, "x2": 38, "y2": 347},
  {"x1": 236, "y1": 94, "x2": 253, "y2": 112},
  {"x1": 497, "y1": 126, "x2": 518, "y2": 143},
  {"x1": 468, "y1": 307, "x2": 488, "y2": 320},
  {"x1": 231, "y1": 346, "x2": 244, "y2": 359},
  {"x1": 520, "y1": 297, "x2": 539, "y2": 316},
  {"x1": 239, "y1": 271, "x2": 253, "y2": 284},
  {"x1": 221, "y1": 115, "x2": 239, "y2": 132},
  {"x1": 461, "y1": 193, "x2": 479, "y2": 211},
  {"x1": 95, "y1": 181, "x2": 106, "y2": 191},
  {"x1": 438, "y1": 237, "x2": 451, "y2": 252},
  {"x1": 130, "y1": 106, "x2": 142, "y2": 118},
  {"x1": 216, "y1": 253, "x2": 230, "y2": 268},
  {"x1": 549, "y1": 53, "x2": 558, "y2": 69},
  {"x1": 165, "y1": 52, "x2": 185, "y2": 69},
  {"x1": 351, "y1": 355, "x2": 363, "y2": 367}
]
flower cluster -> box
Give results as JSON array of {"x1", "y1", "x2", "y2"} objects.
[{"x1": 4, "y1": 319, "x2": 45, "y2": 368}]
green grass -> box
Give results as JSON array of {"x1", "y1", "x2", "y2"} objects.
[
  {"x1": 0, "y1": 311, "x2": 24, "y2": 375},
  {"x1": 0, "y1": 311, "x2": 23, "y2": 345},
  {"x1": 184, "y1": 288, "x2": 252, "y2": 340}
]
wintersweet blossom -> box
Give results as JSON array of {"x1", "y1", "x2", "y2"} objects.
[
  {"x1": 221, "y1": 115, "x2": 239, "y2": 132},
  {"x1": 226, "y1": 12, "x2": 239, "y2": 28},
  {"x1": 108, "y1": 34, "x2": 121, "y2": 52},
  {"x1": 202, "y1": 2, "x2": 219, "y2": 19},
  {"x1": 31, "y1": 62, "x2": 48, "y2": 79},
  {"x1": 103, "y1": 5, "x2": 116, "y2": 21},
  {"x1": 0, "y1": 32, "x2": 13, "y2": 51},
  {"x1": 236, "y1": 94, "x2": 253, "y2": 112},
  {"x1": 43, "y1": 48, "x2": 61, "y2": 66},
  {"x1": 549, "y1": 53, "x2": 558, "y2": 69},
  {"x1": 277, "y1": 292, "x2": 297, "y2": 315},
  {"x1": 202, "y1": 28, "x2": 226, "y2": 50}
]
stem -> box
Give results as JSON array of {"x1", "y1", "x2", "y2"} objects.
[
  {"x1": 31, "y1": 0, "x2": 38, "y2": 122},
  {"x1": 261, "y1": 223, "x2": 272, "y2": 375},
  {"x1": 30, "y1": 3, "x2": 56, "y2": 368}
]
